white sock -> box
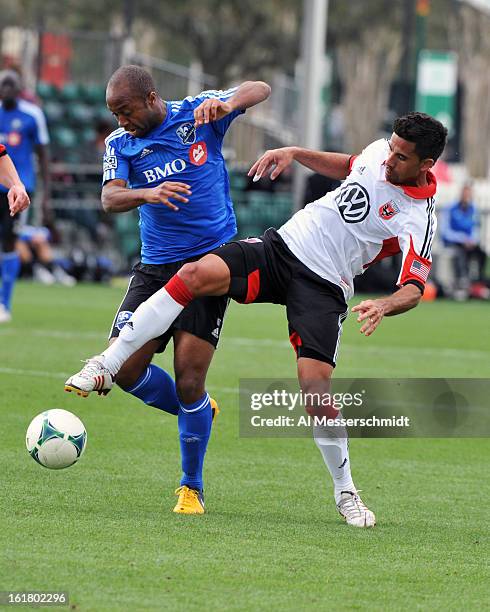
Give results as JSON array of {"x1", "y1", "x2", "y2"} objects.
[
  {"x1": 313, "y1": 418, "x2": 356, "y2": 504},
  {"x1": 102, "y1": 288, "x2": 185, "y2": 375}
]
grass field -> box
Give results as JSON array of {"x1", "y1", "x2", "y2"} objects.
[{"x1": 1, "y1": 282, "x2": 489, "y2": 611}]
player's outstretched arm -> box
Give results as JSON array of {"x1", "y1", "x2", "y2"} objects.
[
  {"x1": 194, "y1": 80, "x2": 271, "y2": 126},
  {"x1": 248, "y1": 148, "x2": 352, "y2": 182},
  {"x1": 102, "y1": 179, "x2": 192, "y2": 213},
  {"x1": 352, "y1": 284, "x2": 422, "y2": 337},
  {"x1": 0, "y1": 151, "x2": 30, "y2": 216}
]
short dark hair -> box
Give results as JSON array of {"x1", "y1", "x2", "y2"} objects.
[
  {"x1": 107, "y1": 65, "x2": 157, "y2": 100},
  {"x1": 393, "y1": 112, "x2": 448, "y2": 161}
]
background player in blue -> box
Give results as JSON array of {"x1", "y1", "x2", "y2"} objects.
[
  {"x1": 0, "y1": 69, "x2": 51, "y2": 322},
  {"x1": 66, "y1": 65, "x2": 271, "y2": 513}
]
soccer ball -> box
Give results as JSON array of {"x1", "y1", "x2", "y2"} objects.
[{"x1": 26, "y1": 409, "x2": 87, "y2": 469}]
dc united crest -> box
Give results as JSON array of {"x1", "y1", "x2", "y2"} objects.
[
  {"x1": 176, "y1": 123, "x2": 196, "y2": 145},
  {"x1": 335, "y1": 182, "x2": 370, "y2": 223}
]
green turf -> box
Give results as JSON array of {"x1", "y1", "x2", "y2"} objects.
[{"x1": 0, "y1": 282, "x2": 489, "y2": 611}]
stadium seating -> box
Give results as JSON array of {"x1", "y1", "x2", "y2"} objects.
[
  {"x1": 114, "y1": 210, "x2": 141, "y2": 263},
  {"x1": 37, "y1": 81, "x2": 115, "y2": 163}
]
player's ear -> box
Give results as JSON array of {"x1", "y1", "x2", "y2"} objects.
[
  {"x1": 420, "y1": 158, "x2": 434, "y2": 172},
  {"x1": 146, "y1": 91, "x2": 158, "y2": 106}
]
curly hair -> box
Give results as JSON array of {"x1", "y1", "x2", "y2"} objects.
[{"x1": 393, "y1": 112, "x2": 448, "y2": 161}]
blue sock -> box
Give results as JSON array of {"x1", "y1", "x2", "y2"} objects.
[
  {"x1": 179, "y1": 392, "x2": 212, "y2": 491},
  {"x1": 1, "y1": 252, "x2": 21, "y2": 311},
  {"x1": 123, "y1": 364, "x2": 180, "y2": 415}
]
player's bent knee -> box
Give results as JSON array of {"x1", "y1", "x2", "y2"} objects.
[
  {"x1": 177, "y1": 262, "x2": 204, "y2": 294},
  {"x1": 175, "y1": 371, "x2": 206, "y2": 404},
  {"x1": 177, "y1": 256, "x2": 229, "y2": 296}
]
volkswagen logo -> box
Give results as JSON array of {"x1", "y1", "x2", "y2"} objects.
[{"x1": 335, "y1": 182, "x2": 370, "y2": 223}]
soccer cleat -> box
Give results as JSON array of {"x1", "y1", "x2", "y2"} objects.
[
  {"x1": 64, "y1": 355, "x2": 114, "y2": 397},
  {"x1": 53, "y1": 265, "x2": 76, "y2": 287},
  {"x1": 210, "y1": 397, "x2": 220, "y2": 421},
  {"x1": 337, "y1": 490, "x2": 376, "y2": 528},
  {"x1": 0, "y1": 304, "x2": 12, "y2": 323},
  {"x1": 33, "y1": 263, "x2": 55, "y2": 285},
  {"x1": 173, "y1": 485, "x2": 205, "y2": 514}
]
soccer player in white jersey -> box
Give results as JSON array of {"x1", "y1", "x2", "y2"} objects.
[{"x1": 66, "y1": 112, "x2": 447, "y2": 527}]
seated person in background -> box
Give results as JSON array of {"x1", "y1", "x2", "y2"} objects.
[
  {"x1": 441, "y1": 182, "x2": 488, "y2": 297},
  {"x1": 17, "y1": 225, "x2": 76, "y2": 286}
]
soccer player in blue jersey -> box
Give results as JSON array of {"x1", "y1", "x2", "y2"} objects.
[
  {"x1": 0, "y1": 70, "x2": 50, "y2": 322},
  {"x1": 65, "y1": 65, "x2": 271, "y2": 513}
]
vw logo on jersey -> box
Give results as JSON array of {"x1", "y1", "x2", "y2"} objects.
[
  {"x1": 335, "y1": 182, "x2": 370, "y2": 223},
  {"x1": 176, "y1": 122, "x2": 196, "y2": 145},
  {"x1": 115, "y1": 310, "x2": 133, "y2": 331}
]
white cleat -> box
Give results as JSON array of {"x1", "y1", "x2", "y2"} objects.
[
  {"x1": 64, "y1": 355, "x2": 114, "y2": 397},
  {"x1": 0, "y1": 304, "x2": 12, "y2": 323},
  {"x1": 337, "y1": 491, "x2": 376, "y2": 528}
]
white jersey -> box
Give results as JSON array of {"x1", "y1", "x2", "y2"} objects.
[{"x1": 278, "y1": 139, "x2": 437, "y2": 300}]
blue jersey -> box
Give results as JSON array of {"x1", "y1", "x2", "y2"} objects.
[
  {"x1": 103, "y1": 88, "x2": 244, "y2": 264},
  {"x1": 442, "y1": 201, "x2": 479, "y2": 245},
  {"x1": 0, "y1": 100, "x2": 49, "y2": 193}
]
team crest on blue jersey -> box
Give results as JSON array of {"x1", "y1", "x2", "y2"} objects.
[
  {"x1": 116, "y1": 310, "x2": 133, "y2": 330},
  {"x1": 103, "y1": 155, "x2": 117, "y2": 171},
  {"x1": 176, "y1": 123, "x2": 196, "y2": 145}
]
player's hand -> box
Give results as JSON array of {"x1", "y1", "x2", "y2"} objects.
[
  {"x1": 248, "y1": 147, "x2": 296, "y2": 182},
  {"x1": 144, "y1": 182, "x2": 192, "y2": 211},
  {"x1": 7, "y1": 184, "x2": 30, "y2": 216},
  {"x1": 194, "y1": 99, "x2": 233, "y2": 127},
  {"x1": 352, "y1": 299, "x2": 386, "y2": 337}
]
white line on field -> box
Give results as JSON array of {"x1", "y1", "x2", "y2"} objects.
[
  {"x1": 226, "y1": 337, "x2": 489, "y2": 360},
  {"x1": 0, "y1": 366, "x2": 240, "y2": 395},
  {"x1": 0, "y1": 366, "x2": 69, "y2": 379},
  {"x1": 0, "y1": 328, "x2": 488, "y2": 359}
]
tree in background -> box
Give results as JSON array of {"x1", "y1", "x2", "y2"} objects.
[
  {"x1": 336, "y1": 27, "x2": 401, "y2": 153},
  {"x1": 455, "y1": 3, "x2": 490, "y2": 178},
  {"x1": 327, "y1": 1, "x2": 403, "y2": 153},
  {"x1": 3, "y1": 0, "x2": 490, "y2": 176},
  {"x1": 134, "y1": 0, "x2": 301, "y2": 84}
]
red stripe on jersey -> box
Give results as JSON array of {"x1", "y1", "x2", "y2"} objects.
[
  {"x1": 165, "y1": 274, "x2": 194, "y2": 306},
  {"x1": 348, "y1": 155, "x2": 358, "y2": 172},
  {"x1": 363, "y1": 237, "x2": 401, "y2": 269},
  {"x1": 243, "y1": 269, "x2": 260, "y2": 304},
  {"x1": 0, "y1": 144, "x2": 6, "y2": 156},
  {"x1": 399, "y1": 235, "x2": 432, "y2": 287},
  {"x1": 289, "y1": 331, "x2": 302, "y2": 357}
]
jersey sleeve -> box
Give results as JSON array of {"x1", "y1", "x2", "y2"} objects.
[
  {"x1": 397, "y1": 205, "x2": 437, "y2": 293},
  {"x1": 30, "y1": 107, "x2": 50, "y2": 146},
  {"x1": 194, "y1": 87, "x2": 245, "y2": 136},
  {"x1": 0, "y1": 144, "x2": 6, "y2": 157},
  {"x1": 102, "y1": 136, "x2": 130, "y2": 185}
]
